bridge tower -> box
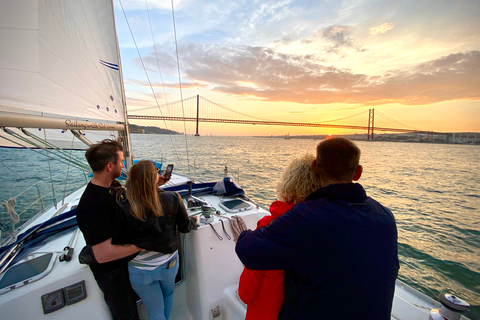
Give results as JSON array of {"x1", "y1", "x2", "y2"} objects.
[
  {"x1": 195, "y1": 95, "x2": 200, "y2": 136},
  {"x1": 367, "y1": 109, "x2": 374, "y2": 141}
]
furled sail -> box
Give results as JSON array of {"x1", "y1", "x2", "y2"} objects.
[{"x1": 0, "y1": 0, "x2": 127, "y2": 148}]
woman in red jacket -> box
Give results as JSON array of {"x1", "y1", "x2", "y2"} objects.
[{"x1": 238, "y1": 153, "x2": 321, "y2": 320}]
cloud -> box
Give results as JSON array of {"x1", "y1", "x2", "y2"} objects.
[
  {"x1": 309, "y1": 26, "x2": 366, "y2": 53},
  {"x1": 170, "y1": 44, "x2": 480, "y2": 106},
  {"x1": 125, "y1": 78, "x2": 207, "y2": 90},
  {"x1": 370, "y1": 23, "x2": 394, "y2": 35},
  {"x1": 137, "y1": 29, "x2": 479, "y2": 107},
  {"x1": 321, "y1": 26, "x2": 355, "y2": 47}
]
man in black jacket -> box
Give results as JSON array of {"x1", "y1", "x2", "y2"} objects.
[
  {"x1": 76, "y1": 139, "x2": 141, "y2": 320},
  {"x1": 236, "y1": 137, "x2": 399, "y2": 320}
]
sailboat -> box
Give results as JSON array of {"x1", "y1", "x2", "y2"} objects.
[{"x1": 0, "y1": 1, "x2": 472, "y2": 319}]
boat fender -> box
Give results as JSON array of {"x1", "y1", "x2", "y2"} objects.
[{"x1": 429, "y1": 293, "x2": 470, "y2": 320}]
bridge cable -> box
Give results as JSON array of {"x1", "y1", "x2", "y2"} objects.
[
  {"x1": 374, "y1": 110, "x2": 420, "y2": 131},
  {"x1": 318, "y1": 110, "x2": 367, "y2": 124},
  {"x1": 200, "y1": 96, "x2": 268, "y2": 121}
]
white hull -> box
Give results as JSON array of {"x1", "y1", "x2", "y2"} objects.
[{"x1": 0, "y1": 176, "x2": 471, "y2": 320}]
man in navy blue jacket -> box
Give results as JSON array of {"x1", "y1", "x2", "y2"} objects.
[{"x1": 235, "y1": 137, "x2": 399, "y2": 320}]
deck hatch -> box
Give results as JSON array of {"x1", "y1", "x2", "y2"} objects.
[
  {"x1": 219, "y1": 199, "x2": 253, "y2": 213},
  {"x1": 0, "y1": 252, "x2": 54, "y2": 293}
]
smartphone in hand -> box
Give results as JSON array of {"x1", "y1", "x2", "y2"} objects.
[{"x1": 163, "y1": 164, "x2": 174, "y2": 180}]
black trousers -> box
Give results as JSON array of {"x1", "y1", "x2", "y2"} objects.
[{"x1": 91, "y1": 264, "x2": 140, "y2": 320}]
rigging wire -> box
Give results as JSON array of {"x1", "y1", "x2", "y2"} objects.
[
  {"x1": 20, "y1": 129, "x2": 90, "y2": 170},
  {"x1": 0, "y1": 133, "x2": 89, "y2": 172},
  {"x1": 0, "y1": 160, "x2": 24, "y2": 179},
  {"x1": 117, "y1": 0, "x2": 167, "y2": 123},
  {"x1": 170, "y1": 0, "x2": 191, "y2": 175},
  {"x1": 2, "y1": 128, "x2": 89, "y2": 171},
  {"x1": 129, "y1": 95, "x2": 197, "y2": 114},
  {"x1": 43, "y1": 130, "x2": 57, "y2": 209},
  {"x1": 145, "y1": 0, "x2": 169, "y2": 109},
  {"x1": 62, "y1": 134, "x2": 77, "y2": 205},
  {"x1": 118, "y1": 0, "x2": 185, "y2": 175},
  {"x1": 144, "y1": 0, "x2": 185, "y2": 175}
]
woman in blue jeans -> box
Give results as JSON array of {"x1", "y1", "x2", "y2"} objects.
[
  {"x1": 112, "y1": 160, "x2": 197, "y2": 320},
  {"x1": 128, "y1": 251, "x2": 179, "y2": 320}
]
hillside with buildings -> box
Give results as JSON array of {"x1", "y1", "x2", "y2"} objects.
[{"x1": 129, "y1": 124, "x2": 181, "y2": 135}]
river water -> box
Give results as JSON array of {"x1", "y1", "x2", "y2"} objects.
[{"x1": 1, "y1": 134, "x2": 479, "y2": 318}]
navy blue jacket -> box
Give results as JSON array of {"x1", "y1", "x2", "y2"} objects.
[{"x1": 235, "y1": 183, "x2": 399, "y2": 320}]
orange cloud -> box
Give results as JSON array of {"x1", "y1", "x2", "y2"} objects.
[{"x1": 175, "y1": 44, "x2": 479, "y2": 106}]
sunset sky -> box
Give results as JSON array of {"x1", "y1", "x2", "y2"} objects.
[{"x1": 114, "y1": 0, "x2": 480, "y2": 136}]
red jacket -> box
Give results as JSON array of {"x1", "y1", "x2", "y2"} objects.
[{"x1": 238, "y1": 201, "x2": 294, "y2": 320}]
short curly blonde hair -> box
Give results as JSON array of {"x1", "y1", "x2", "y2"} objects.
[{"x1": 276, "y1": 153, "x2": 321, "y2": 204}]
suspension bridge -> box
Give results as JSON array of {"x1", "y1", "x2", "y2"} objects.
[{"x1": 127, "y1": 95, "x2": 449, "y2": 141}]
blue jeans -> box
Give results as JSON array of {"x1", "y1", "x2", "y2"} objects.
[{"x1": 128, "y1": 253, "x2": 179, "y2": 320}]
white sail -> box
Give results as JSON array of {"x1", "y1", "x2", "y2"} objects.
[
  {"x1": 0, "y1": 0, "x2": 129, "y2": 149},
  {"x1": 0, "y1": 0, "x2": 125, "y2": 124}
]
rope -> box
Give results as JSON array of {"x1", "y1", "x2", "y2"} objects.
[
  {"x1": 230, "y1": 215, "x2": 248, "y2": 241},
  {"x1": 2, "y1": 198, "x2": 20, "y2": 232}
]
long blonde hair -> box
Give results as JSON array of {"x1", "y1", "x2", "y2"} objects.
[
  {"x1": 276, "y1": 153, "x2": 321, "y2": 204},
  {"x1": 125, "y1": 160, "x2": 163, "y2": 221}
]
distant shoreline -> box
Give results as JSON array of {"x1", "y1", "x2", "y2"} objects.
[{"x1": 128, "y1": 124, "x2": 479, "y2": 145}]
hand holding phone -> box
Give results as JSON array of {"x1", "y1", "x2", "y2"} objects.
[{"x1": 163, "y1": 164, "x2": 174, "y2": 180}]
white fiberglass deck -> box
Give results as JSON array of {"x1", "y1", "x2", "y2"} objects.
[{"x1": 0, "y1": 177, "x2": 471, "y2": 320}]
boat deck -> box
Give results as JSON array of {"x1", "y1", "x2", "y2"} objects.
[{"x1": 0, "y1": 177, "x2": 472, "y2": 320}]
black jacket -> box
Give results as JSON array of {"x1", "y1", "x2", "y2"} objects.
[{"x1": 112, "y1": 190, "x2": 195, "y2": 253}]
